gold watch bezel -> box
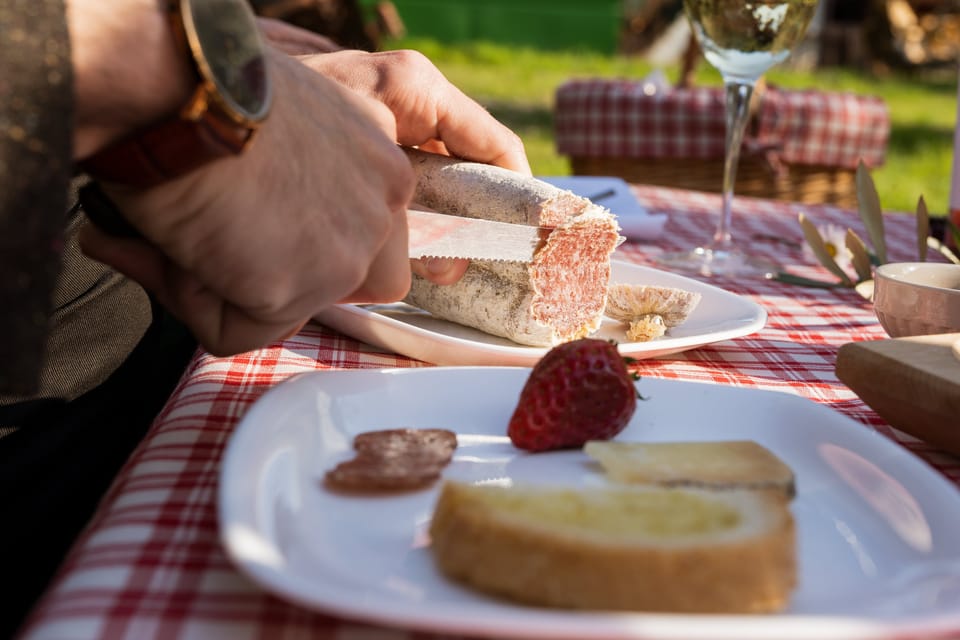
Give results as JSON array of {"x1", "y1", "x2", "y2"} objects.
[{"x1": 172, "y1": 0, "x2": 273, "y2": 130}]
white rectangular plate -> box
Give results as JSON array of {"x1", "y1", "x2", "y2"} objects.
[
  {"x1": 314, "y1": 261, "x2": 766, "y2": 366},
  {"x1": 219, "y1": 368, "x2": 960, "y2": 640}
]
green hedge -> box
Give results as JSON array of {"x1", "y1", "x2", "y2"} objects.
[{"x1": 367, "y1": 0, "x2": 623, "y2": 54}]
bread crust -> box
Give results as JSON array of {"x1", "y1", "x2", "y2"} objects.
[
  {"x1": 584, "y1": 440, "x2": 797, "y2": 499},
  {"x1": 429, "y1": 482, "x2": 796, "y2": 613}
]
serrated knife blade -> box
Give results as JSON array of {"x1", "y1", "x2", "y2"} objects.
[{"x1": 407, "y1": 208, "x2": 549, "y2": 262}]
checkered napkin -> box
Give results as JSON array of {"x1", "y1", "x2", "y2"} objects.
[
  {"x1": 755, "y1": 87, "x2": 890, "y2": 169},
  {"x1": 556, "y1": 80, "x2": 728, "y2": 160},
  {"x1": 555, "y1": 79, "x2": 890, "y2": 169}
]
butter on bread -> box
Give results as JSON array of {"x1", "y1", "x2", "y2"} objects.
[
  {"x1": 584, "y1": 440, "x2": 796, "y2": 498},
  {"x1": 429, "y1": 481, "x2": 796, "y2": 614}
]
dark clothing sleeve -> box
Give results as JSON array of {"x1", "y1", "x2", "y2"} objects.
[
  {"x1": 0, "y1": 0, "x2": 74, "y2": 396},
  {"x1": 0, "y1": 3, "x2": 196, "y2": 635},
  {"x1": 0, "y1": 0, "x2": 154, "y2": 419}
]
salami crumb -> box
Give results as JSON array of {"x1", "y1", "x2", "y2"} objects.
[{"x1": 324, "y1": 428, "x2": 458, "y2": 493}]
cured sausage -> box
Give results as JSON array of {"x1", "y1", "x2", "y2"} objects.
[
  {"x1": 324, "y1": 428, "x2": 458, "y2": 492},
  {"x1": 403, "y1": 149, "x2": 622, "y2": 347},
  {"x1": 405, "y1": 147, "x2": 591, "y2": 226},
  {"x1": 604, "y1": 284, "x2": 703, "y2": 342}
]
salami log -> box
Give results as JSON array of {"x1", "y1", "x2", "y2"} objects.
[{"x1": 403, "y1": 149, "x2": 622, "y2": 347}]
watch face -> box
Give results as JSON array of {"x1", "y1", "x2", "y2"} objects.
[{"x1": 181, "y1": 0, "x2": 271, "y2": 123}]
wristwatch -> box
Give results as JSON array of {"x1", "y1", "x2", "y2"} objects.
[{"x1": 79, "y1": 0, "x2": 273, "y2": 188}]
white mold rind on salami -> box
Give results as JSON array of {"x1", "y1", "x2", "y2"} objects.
[
  {"x1": 605, "y1": 284, "x2": 703, "y2": 328},
  {"x1": 404, "y1": 147, "x2": 591, "y2": 226},
  {"x1": 407, "y1": 262, "x2": 553, "y2": 346},
  {"x1": 402, "y1": 149, "x2": 622, "y2": 346}
]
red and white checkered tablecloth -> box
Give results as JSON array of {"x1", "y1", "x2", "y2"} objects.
[
  {"x1": 19, "y1": 185, "x2": 960, "y2": 640},
  {"x1": 555, "y1": 79, "x2": 890, "y2": 169}
]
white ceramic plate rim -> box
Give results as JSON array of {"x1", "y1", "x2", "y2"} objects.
[
  {"x1": 219, "y1": 367, "x2": 960, "y2": 640},
  {"x1": 314, "y1": 260, "x2": 766, "y2": 366}
]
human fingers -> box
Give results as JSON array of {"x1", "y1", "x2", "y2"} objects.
[
  {"x1": 82, "y1": 52, "x2": 418, "y2": 354},
  {"x1": 317, "y1": 90, "x2": 414, "y2": 304},
  {"x1": 374, "y1": 50, "x2": 530, "y2": 174},
  {"x1": 160, "y1": 273, "x2": 308, "y2": 356},
  {"x1": 280, "y1": 320, "x2": 309, "y2": 340},
  {"x1": 336, "y1": 198, "x2": 411, "y2": 304},
  {"x1": 80, "y1": 223, "x2": 306, "y2": 354},
  {"x1": 394, "y1": 59, "x2": 530, "y2": 173},
  {"x1": 299, "y1": 49, "x2": 531, "y2": 175},
  {"x1": 410, "y1": 257, "x2": 470, "y2": 285},
  {"x1": 256, "y1": 17, "x2": 342, "y2": 55},
  {"x1": 414, "y1": 139, "x2": 449, "y2": 156},
  {"x1": 78, "y1": 222, "x2": 170, "y2": 298}
]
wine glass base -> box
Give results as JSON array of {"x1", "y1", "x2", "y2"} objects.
[{"x1": 656, "y1": 246, "x2": 779, "y2": 278}]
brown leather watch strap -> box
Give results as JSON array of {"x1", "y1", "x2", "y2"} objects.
[{"x1": 79, "y1": 106, "x2": 254, "y2": 189}]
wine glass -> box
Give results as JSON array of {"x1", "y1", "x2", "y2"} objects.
[{"x1": 657, "y1": 0, "x2": 820, "y2": 277}]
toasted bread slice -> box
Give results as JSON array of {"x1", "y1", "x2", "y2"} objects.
[
  {"x1": 429, "y1": 481, "x2": 796, "y2": 613},
  {"x1": 584, "y1": 440, "x2": 796, "y2": 498}
]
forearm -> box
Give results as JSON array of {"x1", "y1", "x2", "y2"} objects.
[{"x1": 67, "y1": 0, "x2": 193, "y2": 159}]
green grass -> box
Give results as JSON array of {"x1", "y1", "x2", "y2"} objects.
[{"x1": 389, "y1": 37, "x2": 957, "y2": 215}]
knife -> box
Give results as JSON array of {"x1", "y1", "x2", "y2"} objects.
[
  {"x1": 407, "y1": 208, "x2": 550, "y2": 262},
  {"x1": 79, "y1": 182, "x2": 550, "y2": 263}
]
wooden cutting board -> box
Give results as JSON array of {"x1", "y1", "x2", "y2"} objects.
[{"x1": 836, "y1": 333, "x2": 960, "y2": 456}]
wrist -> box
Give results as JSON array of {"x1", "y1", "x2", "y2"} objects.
[
  {"x1": 68, "y1": 0, "x2": 194, "y2": 159},
  {"x1": 75, "y1": 0, "x2": 275, "y2": 189}
]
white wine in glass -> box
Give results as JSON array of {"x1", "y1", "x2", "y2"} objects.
[{"x1": 657, "y1": 0, "x2": 819, "y2": 277}]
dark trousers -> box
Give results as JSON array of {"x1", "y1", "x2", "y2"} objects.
[{"x1": 0, "y1": 309, "x2": 196, "y2": 639}]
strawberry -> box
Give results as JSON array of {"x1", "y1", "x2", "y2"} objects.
[{"x1": 507, "y1": 338, "x2": 638, "y2": 452}]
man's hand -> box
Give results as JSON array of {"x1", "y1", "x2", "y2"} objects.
[
  {"x1": 298, "y1": 48, "x2": 531, "y2": 175},
  {"x1": 256, "y1": 16, "x2": 342, "y2": 55},
  {"x1": 70, "y1": 2, "x2": 532, "y2": 357},
  {"x1": 79, "y1": 51, "x2": 415, "y2": 356},
  {"x1": 293, "y1": 48, "x2": 532, "y2": 285}
]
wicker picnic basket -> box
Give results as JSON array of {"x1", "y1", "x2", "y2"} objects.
[{"x1": 555, "y1": 79, "x2": 891, "y2": 208}]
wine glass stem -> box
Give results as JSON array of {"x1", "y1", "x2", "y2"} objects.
[{"x1": 712, "y1": 81, "x2": 756, "y2": 251}]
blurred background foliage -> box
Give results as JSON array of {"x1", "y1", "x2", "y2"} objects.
[
  {"x1": 391, "y1": 36, "x2": 956, "y2": 217},
  {"x1": 253, "y1": 0, "x2": 960, "y2": 216}
]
